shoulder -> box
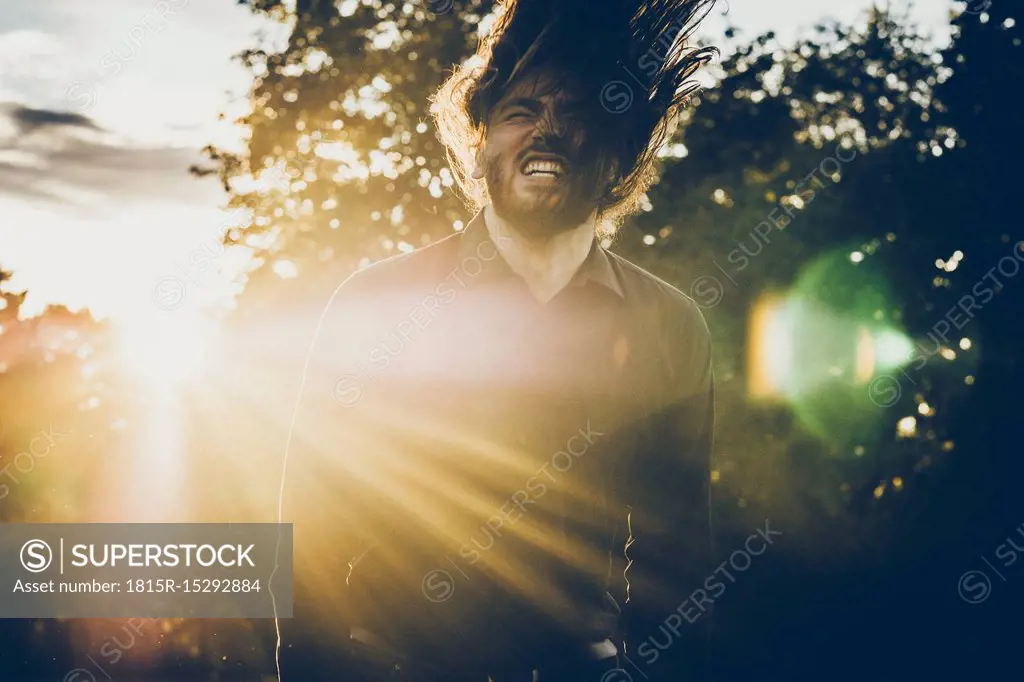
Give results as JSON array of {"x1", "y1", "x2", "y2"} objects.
[
  {"x1": 606, "y1": 249, "x2": 711, "y2": 348},
  {"x1": 309, "y1": 231, "x2": 462, "y2": 349},
  {"x1": 334, "y1": 230, "x2": 463, "y2": 300}
]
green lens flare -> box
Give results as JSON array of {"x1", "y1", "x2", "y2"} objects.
[
  {"x1": 873, "y1": 330, "x2": 914, "y2": 371},
  {"x1": 747, "y1": 247, "x2": 912, "y2": 447}
]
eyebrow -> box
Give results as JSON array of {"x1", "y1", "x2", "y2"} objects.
[
  {"x1": 496, "y1": 96, "x2": 587, "y2": 119},
  {"x1": 496, "y1": 98, "x2": 544, "y2": 113}
]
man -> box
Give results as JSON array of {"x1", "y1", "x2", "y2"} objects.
[{"x1": 282, "y1": 1, "x2": 719, "y2": 680}]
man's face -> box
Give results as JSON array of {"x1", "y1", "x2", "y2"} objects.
[{"x1": 478, "y1": 70, "x2": 611, "y2": 239}]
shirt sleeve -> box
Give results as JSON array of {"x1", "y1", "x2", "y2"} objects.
[
  {"x1": 280, "y1": 281, "x2": 383, "y2": 658},
  {"x1": 622, "y1": 304, "x2": 715, "y2": 682}
]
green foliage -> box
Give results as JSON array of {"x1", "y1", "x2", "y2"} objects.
[{"x1": 209, "y1": 0, "x2": 498, "y2": 308}]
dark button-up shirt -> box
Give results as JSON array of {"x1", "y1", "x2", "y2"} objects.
[{"x1": 284, "y1": 212, "x2": 714, "y2": 679}]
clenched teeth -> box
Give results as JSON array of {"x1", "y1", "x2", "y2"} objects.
[{"x1": 523, "y1": 160, "x2": 564, "y2": 177}]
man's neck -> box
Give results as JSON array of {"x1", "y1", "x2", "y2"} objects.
[{"x1": 483, "y1": 204, "x2": 596, "y2": 304}]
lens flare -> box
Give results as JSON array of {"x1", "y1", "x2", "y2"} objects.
[{"x1": 745, "y1": 247, "x2": 915, "y2": 446}]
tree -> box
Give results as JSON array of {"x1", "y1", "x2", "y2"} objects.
[{"x1": 203, "y1": 0, "x2": 500, "y2": 316}]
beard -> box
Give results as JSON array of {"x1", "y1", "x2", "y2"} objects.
[{"x1": 483, "y1": 151, "x2": 602, "y2": 241}]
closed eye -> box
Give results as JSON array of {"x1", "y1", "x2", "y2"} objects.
[
  {"x1": 494, "y1": 98, "x2": 542, "y2": 123},
  {"x1": 502, "y1": 107, "x2": 534, "y2": 122}
]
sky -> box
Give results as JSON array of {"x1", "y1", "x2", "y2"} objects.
[{"x1": 0, "y1": 0, "x2": 959, "y2": 322}]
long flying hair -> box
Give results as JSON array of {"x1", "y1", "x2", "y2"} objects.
[{"x1": 432, "y1": 0, "x2": 720, "y2": 231}]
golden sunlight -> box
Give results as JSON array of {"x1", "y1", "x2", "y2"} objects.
[{"x1": 114, "y1": 312, "x2": 212, "y2": 386}]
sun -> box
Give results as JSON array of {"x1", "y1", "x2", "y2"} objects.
[{"x1": 115, "y1": 312, "x2": 211, "y2": 386}]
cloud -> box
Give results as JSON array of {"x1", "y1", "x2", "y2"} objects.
[
  {"x1": 9, "y1": 105, "x2": 97, "y2": 133},
  {"x1": 0, "y1": 102, "x2": 222, "y2": 214}
]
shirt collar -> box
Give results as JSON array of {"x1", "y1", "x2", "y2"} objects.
[{"x1": 455, "y1": 211, "x2": 625, "y2": 299}]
